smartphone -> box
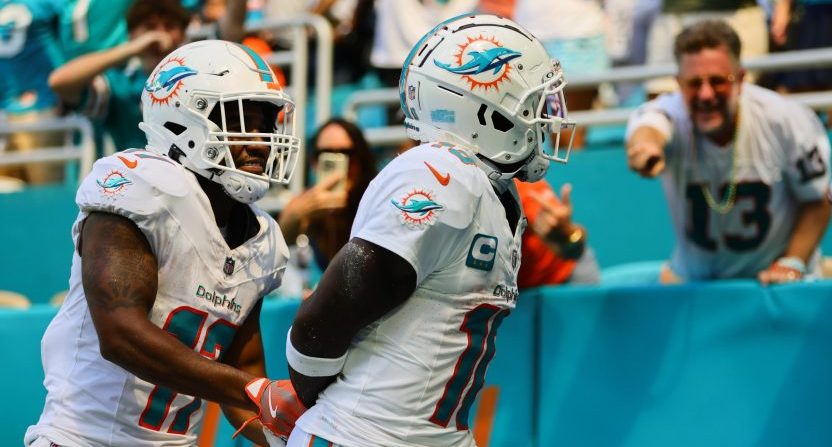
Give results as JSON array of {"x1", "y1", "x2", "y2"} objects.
[{"x1": 315, "y1": 152, "x2": 349, "y2": 192}]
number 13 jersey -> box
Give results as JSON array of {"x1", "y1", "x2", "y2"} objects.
[{"x1": 629, "y1": 84, "x2": 830, "y2": 280}]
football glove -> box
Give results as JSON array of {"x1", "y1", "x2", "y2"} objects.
[{"x1": 232, "y1": 378, "x2": 307, "y2": 443}]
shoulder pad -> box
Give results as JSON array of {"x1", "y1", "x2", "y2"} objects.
[
  {"x1": 77, "y1": 151, "x2": 193, "y2": 217},
  {"x1": 372, "y1": 143, "x2": 488, "y2": 229}
]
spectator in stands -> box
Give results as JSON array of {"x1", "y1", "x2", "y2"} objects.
[
  {"x1": 516, "y1": 179, "x2": 600, "y2": 287},
  {"x1": 486, "y1": 0, "x2": 611, "y2": 148},
  {"x1": 625, "y1": 20, "x2": 831, "y2": 284},
  {"x1": 279, "y1": 118, "x2": 377, "y2": 270},
  {"x1": 25, "y1": 40, "x2": 306, "y2": 447},
  {"x1": 770, "y1": 0, "x2": 832, "y2": 94},
  {"x1": 190, "y1": 0, "x2": 253, "y2": 43},
  {"x1": 370, "y1": 0, "x2": 476, "y2": 122},
  {"x1": 316, "y1": 0, "x2": 376, "y2": 84},
  {"x1": 0, "y1": 0, "x2": 66, "y2": 184},
  {"x1": 605, "y1": 0, "x2": 661, "y2": 105},
  {"x1": 195, "y1": 0, "x2": 287, "y2": 87},
  {"x1": 49, "y1": 0, "x2": 250, "y2": 157},
  {"x1": 644, "y1": 0, "x2": 768, "y2": 95},
  {"x1": 48, "y1": 0, "x2": 190, "y2": 153},
  {"x1": 58, "y1": 0, "x2": 133, "y2": 61}
]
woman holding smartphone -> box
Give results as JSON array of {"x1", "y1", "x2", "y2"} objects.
[{"x1": 279, "y1": 118, "x2": 378, "y2": 271}]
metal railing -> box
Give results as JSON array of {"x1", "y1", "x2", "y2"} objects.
[
  {"x1": 343, "y1": 47, "x2": 832, "y2": 147},
  {"x1": 0, "y1": 115, "x2": 95, "y2": 180}
]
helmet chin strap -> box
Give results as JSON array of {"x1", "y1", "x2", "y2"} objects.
[{"x1": 469, "y1": 155, "x2": 512, "y2": 193}]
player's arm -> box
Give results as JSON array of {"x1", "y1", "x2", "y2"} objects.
[
  {"x1": 288, "y1": 237, "x2": 417, "y2": 408},
  {"x1": 80, "y1": 211, "x2": 259, "y2": 411},
  {"x1": 219, "y1": 299, "x2": 268, "y2": 445},
  {"x1": 48, "y1": 31, "x2": 173, "y2": 106}
]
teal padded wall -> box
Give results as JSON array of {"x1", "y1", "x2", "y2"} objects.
[
  {"x1": 0, "y1": 185, "x2": 78, "y2": 303},
  {"x1": 7, "y1": 283, "x2": 832, "y2": 446},
  {"x1": 0, "y1": 305, "x2": 59, "y2": 446},
  {"x1": 536, "y1": 281, "x2": 832, "y2": 447},
  {"x1": 543, "y1": 147, "x2": 675, "y2": 268}
]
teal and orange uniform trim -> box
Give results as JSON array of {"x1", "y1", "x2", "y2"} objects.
[{"x1": 307, "y1": 435, "x2": 335, "y2": 447}]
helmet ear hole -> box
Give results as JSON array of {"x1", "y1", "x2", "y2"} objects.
[
  {"x1": 477, "y1": 104, "x2": 488, "y2": 126},
  {"x1": 491, "y1": 111, "x2": 514, "y2": 132},
  {"x1": 164, "y1": 122, "x2": 187, "y2": 135}
]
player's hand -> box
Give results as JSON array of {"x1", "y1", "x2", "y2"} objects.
[
  {"x1": 626, "y1": 140, "x2": 665, "y2": 178},
  {"x1": 529, "y1": 183, "x2": 574, "y2": 241},
  {"x1": 758, "y1": 258, "x2": 805, "y2": 285},
  {"x1": 237, "y1": 378, "x2": 307, "y2": 441}
]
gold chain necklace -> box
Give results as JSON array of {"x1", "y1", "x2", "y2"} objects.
[{"x1": 693, "y1": 108, "x2": 740, "y2": 214}]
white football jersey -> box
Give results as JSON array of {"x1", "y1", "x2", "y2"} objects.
[
  {"x1": 294, "y1": 143, "x2": 526, "y2": 447},
  {"x1": 628, "y1": 84, "x2": 830, "y2": 280},
  {"x1": 25, "y1": 150, "x2": 289, "y2": 446}
]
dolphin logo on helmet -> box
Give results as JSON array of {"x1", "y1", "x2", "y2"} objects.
[
  {"x1": 435, "y1": 47, "x2": 521, "y2": 75},
  {"x1": 144, "y1": 65, "x2": 198, "y2": 93}
]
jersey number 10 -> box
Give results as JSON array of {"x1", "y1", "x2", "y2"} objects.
[{"x1": 430, "y1": 304, "x2": 508, "y2": 430}]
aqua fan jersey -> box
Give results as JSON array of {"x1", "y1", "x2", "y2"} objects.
[
  {"x1": 80, "y1": 58, "x2": 148, "y2": 151},
  {"x1": 626, "y1": 84, "x2": 831, "y2": 280},
  {"x1": 25, "y1": 150, "x2": 289, "y2": 447},
  {"x1": 294, "y1": 143, "x2": 526, "y2": 447},
  {"x1": 0, "y1": 0, "x2": 63, "y2": 114},
  {"x1": 58, "y1": 0, "x2": 130, "y2": 60}
]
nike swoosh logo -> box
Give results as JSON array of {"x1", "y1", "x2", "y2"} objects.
[
  {"x1": 117, "y1": 155, "x2": 138, "y2": 169},
  {"x1": 268, "y1": 386, "x2": 279, "y2": 418},
  {"x1": 424, "y1": 161, "x2": 450, "y2": 186}
]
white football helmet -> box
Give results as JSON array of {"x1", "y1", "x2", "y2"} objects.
[
  {"x1": 139, "y1": 40, "x2": 300, "y2": 203},
  {"x1": 400, "y1": 14, "x2": 575, "y2": 183}
]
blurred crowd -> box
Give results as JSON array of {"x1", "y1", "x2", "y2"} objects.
[
  {"x1": 2, "y1": 0, "x2": 831, "y2": 292},
  {"x1": 4, "y1": 0, "x2": 830, "y2": 174}
]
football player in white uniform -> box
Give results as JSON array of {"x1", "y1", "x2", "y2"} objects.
[
  {"x1": 25, "y1": 40, "x2": 307, "y2": 446},
  {"x1": 626, "y1": 20, "x2": 831, "y2": 284},
  {"x1": 283, "y1": 14, "x2": 575, "y2": 447}
]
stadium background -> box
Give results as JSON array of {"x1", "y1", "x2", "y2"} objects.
[{"x1": 3, "y1": 1, "x2": 832, "y2": 446}]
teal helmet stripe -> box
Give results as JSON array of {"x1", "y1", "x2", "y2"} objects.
[
  {"x1": 399, "y1": 12, "x2": 474, "y2": 119},
  {"x1": 238, "y1": 44, "x2": 274, "y2": 83}
]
